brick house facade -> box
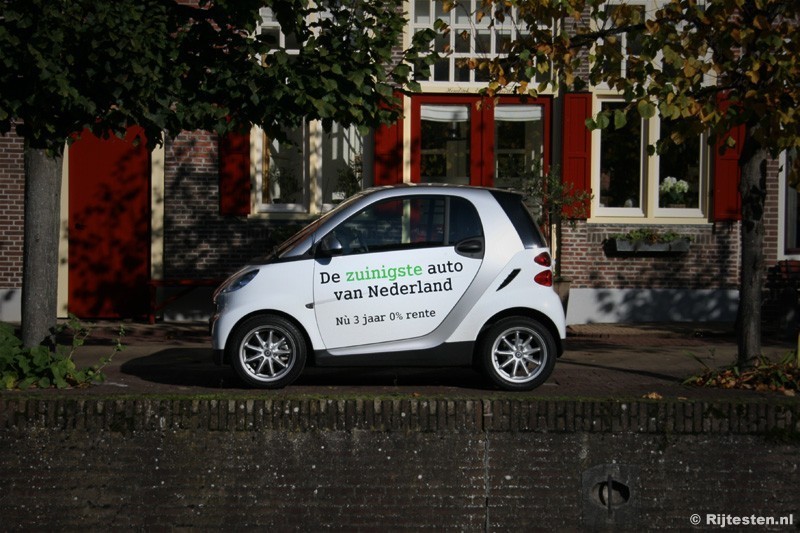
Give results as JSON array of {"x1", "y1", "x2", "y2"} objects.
[
  {"x1": 1, "y1": 110, "x2": 789, "y2": 326},
  {"x1": 0, "y1": 134, "x2": 25, "y2": 321},
  {"x1": 0, "y1": 3, "x2": 794, "y2": 326}
]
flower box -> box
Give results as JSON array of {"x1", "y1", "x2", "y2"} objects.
[{"x1": 605, "y1": 237, "x2": 691, "y2": 255}]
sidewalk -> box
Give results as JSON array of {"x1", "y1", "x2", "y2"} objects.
[{"x1": 28, "y1": 320, "x2": 800, "y2": 401}]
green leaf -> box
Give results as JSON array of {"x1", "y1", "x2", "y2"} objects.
[
  {"x1": 0, "y1": 317, "x2": 120, "y2": 390},
  {"x1": 613, "y1": 109, "x2": 628, "y2": 129},
  {"x1": 2, "y1": 373, "x2": 17, "y2": 390},
  {"x1": 637, "y1": 99, "x2": 656, "y2": 119}
]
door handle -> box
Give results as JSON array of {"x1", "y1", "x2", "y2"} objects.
[{"x1": 455, "y1": 238, "x2": 484, "y2": 258}]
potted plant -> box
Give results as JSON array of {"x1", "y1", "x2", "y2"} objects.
[
  {"x1": 333, "y1": 155, "x2": 363, "y2": 203},
  {"x1": 520, "y1": 161, "x2": 593, "y2": 311},
  {"x1": 659, "y1": 176, "x2": 690, "y2": 207}
]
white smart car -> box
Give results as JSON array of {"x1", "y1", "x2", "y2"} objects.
[{"x1": 211, "y1": 184, "x2": 566, "y2": 391}]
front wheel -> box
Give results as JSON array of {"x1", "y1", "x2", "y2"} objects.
[
  {"x1": 480, "y1": 317, "x2": 556, "y2": 391},
  {"x1": 227, "y1": 315, "x2": 306, "y2": 389}
]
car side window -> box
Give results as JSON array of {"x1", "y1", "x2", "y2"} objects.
[
  {"x1": 447, "y1": 196, "x2": 483, "y2": 244},
  {"x1": 330, "y1": 195, "x2": 482, "y2": 255}
]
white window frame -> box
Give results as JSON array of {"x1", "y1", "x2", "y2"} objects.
[
  {"x1": 588, "y1": 1, "x2": 712, "y2": 223},
  {"x1": 593, "y1": 1, "x2": 716, "y2": 89},
  {"x1": 258, "y1": 7, "x2": 301, "y2": 52},
  {"x1": 591, "y1": 1, "x2": 650, "y2": 91},
  {"x1": 778, "y1": 149, "x2": 800, "y2": 259},
  {"x1": 251, "y1": 121, "x2": 366, "y2": 217},
  {"x1": 494, "y1": 105, "x2": 546, "y2": 188},
  {"x1": 251, "y1": 123, "x2": 310, "y2": 215},
  {"x1": 410, "y1": 0, "x2": 549, "y2": 90},
  {"x1": 591, "y1": 96, "x2": 710, "y2": 222},
  {"x1": 650, "y1": 118, "x2": 707, "y2": 219},
  {"x1": 253, "y1": 8, "x2": 308, "y2": 215},
  {"x1": 593, "y1": 98, "x2": 647, "y2": 218},
  {"x1": 419, "y1": 104, "x2": 471, "y2": 184},
  {"x1": 252, "y1": 9, "x2": 365, "y2": 217}
]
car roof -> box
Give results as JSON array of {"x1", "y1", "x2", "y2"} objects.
[
  {"x1": 366, "y1": 182, "x2": 522, "y2": 195},
  {"x1": 359, "y1": 183, "x2": 528, "y2": 205}
]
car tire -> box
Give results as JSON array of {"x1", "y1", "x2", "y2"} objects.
[
  {"x1": 227, "y1": 315, "x2": 306, "y2": 389},
  {"x1": 480, "y1": 317, "x2": 556, "y2": 391}
]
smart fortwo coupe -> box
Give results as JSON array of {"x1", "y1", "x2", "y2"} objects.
[{"x1": 211, "y1": 185, "x2": 566, "y2": 391}]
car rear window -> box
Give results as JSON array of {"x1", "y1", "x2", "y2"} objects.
[{"x1": 490, "y1": 190, "x2": 547, "y2": 248}]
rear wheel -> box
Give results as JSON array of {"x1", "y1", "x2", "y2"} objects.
[
  {"x1": 480, "y1": 317, "x2": 556, "y2": 391},
  {"x1": 227, "y1": 315, "x2": 306, "y2": 389}
]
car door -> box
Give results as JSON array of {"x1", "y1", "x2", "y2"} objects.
[{"x1": 313, "y1": 194, "x2": 484, "y2": 349}]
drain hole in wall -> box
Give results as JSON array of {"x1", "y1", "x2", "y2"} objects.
[
  {"x1": 582, "y1": 465, "x2": 639, "y2": 527},
  {"x1": 593, "y1": 478, "x2": 631, "y2": 508}
]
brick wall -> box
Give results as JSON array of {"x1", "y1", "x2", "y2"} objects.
[
  {"x1": 764, "y1": 158, "x2": 782, "y2": 266},
  {"x1": 0, "y1": 132, "x2": 24, "y2": 288},
  {"x1": 0, "y1": 398, "x2": 797, "y2": 530},
  {"x1": 162, "y1": 131, "x2": 300, "y2": 280},
  {"x1": 562, "y1": 222, "x2": 741, "y2": 290},
  {"x1": 0, "y1": 131, "x2": 788, "y2": 319},
  {"x1": 560, "y1": 158, "x2": 785, "y2": 292}
]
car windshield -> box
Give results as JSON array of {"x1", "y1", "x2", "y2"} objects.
[{"x1": 272, "y1": 191, "x2": 368, "y2": 259}]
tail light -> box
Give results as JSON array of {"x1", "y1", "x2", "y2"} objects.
[
  {"x1": 534, "y1": 252, "x2": 553, "y2": 287},
  {"x1": 534, "y1": 252, "x2": 552, "y2": 267},
  {"x1": 534, "y1": 269, "x2": 553, "y2": 287}
]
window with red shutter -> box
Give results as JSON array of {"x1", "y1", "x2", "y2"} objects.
[
  {"x1": 712, "y1": 124, "x2": 744, "y2": 221},
  {"x1": 373, "y1": 116, "x2": 404, "y2": 186},
  {"x1": 408, "y1": 94, "x2": 550, "y2": 189},
  {"x1": 219, "y1": 130, "x2": 251, "y2": 216},
  {"x1": 561, "y1": 93, "x2": 593, "y2": 218}
]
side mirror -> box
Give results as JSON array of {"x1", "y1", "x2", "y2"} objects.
[{"x1": 316, "y1": 234, "x2": 344, "y2": 257}]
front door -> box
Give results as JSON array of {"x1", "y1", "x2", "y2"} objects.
[
  {"x1": 68, "y1": 127, "x2": 151, "y2": 318},
  {"x1": 313, "y1": 194, "x2": 484, "y2": 350}
]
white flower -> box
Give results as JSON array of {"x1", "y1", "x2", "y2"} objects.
[
  {"x1": 660, "y1": 177, "x2": 689, "y2": 194},
  {"x1": 660, "y1": 176, "x2": 677, "y2": 192}
]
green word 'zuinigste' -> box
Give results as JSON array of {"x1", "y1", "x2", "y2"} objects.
[{"x1": 345, "y1": 264, "x2": 423, "y2": 283}]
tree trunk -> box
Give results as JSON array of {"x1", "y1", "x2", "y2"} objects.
[
  {"x1": 21, "y1": 145, "x2": 63, "y2": 348},
  {"x1": 735, "y1": 128, "x2": 768, "y2": 367}
]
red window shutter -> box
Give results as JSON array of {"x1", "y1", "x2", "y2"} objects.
[
  {"x1": 373, "y1": 116, "x2": 404, "y2": 186},
  {"x1": 561, "y1": 93, "x2": 593, "y2": 218},
  {"x1": 712, "y1": 124, "x2": 744, "y2": 221},
  {"x1": 219, "y1": 130, "x2": 251, "y2": 216}
]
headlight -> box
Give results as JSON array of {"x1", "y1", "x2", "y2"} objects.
[{"x1": 223, "y1": 270, "x2": 259, "y2": 293}]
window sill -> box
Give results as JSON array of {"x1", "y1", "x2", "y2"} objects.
[{"x1": 249, "y1": 210, "x2": 317, "y2": 222}]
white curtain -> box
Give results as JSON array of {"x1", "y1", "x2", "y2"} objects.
[
  {"x1": 421, "y1": 105, "x2": 470, "y2": 122},
  {"x1": 494, "y1": 105, "x2": 542, "y2": 121}
]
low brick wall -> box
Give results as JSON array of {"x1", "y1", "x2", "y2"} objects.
[{"x1": 1, "y1": 398, "x2": 798, "y2": 530}]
